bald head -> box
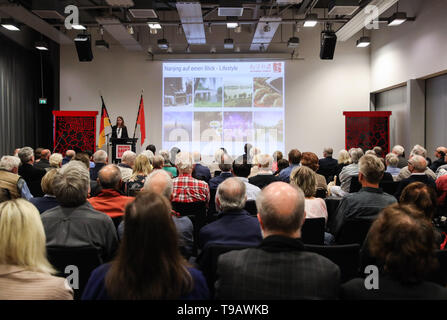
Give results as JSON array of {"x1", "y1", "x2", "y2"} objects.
[
  {"x1": 216, "y1": 177, "x2": 246, "y2": 212},
  {"x1": 66, "y1": 150, "x2": 76, "y2": 159},
  {"x1": 408, "y1": 155, "x2": 427, "y2": 173},
  {"x1": 256, "y1": 182, "x2": 305, "y2": 237},
  {"x1": 143, "y1": 169, "x2": 173, "y2": 199},
  {"x1": 41, "y1": 149, "x2": 51, "y2": 160},
  {"x1": 98, "y1": 164, "x2": 122, "y2": 189}
]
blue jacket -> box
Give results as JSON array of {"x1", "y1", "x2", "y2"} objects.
[
  {"x1": 199, "y1": 209, "x2": 263, "y2": 249},
  {"x1": 208, "y1": 172, "x2": 233, "y2": 190}
]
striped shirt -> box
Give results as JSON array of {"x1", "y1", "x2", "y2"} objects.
[{"x1": 172, "y1": 174, "x2": 210, "y2": 203}]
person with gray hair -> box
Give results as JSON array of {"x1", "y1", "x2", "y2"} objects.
[
  {"x1": 249, "y1": 154, "x2": 280, "y2": 189},
  {"x1": 392, "y1": 145, "x2": 407, "y2": 168},
  {"x1": 385, "y1": 153, "x2": 401, "y2": 178},
  {"x1": 119, "y1": 169, "x2": 193, "y2": 257},
  {"x1": 49, "y1": 153, "x2": 63, "y2": 169},
  {"x1": 0, "y1": 155, "x2": 33, "y2": 200},
  {"x1": 88, "y1": 164, "x2": 134, "y2": 220},
  {"x1": 334, "y1": 147, "x2": 364, "y2": 195},
  {"x1": 208, "y1": 153, "x2": 234, "y2": 191},
  {"x1": 18, "y1": 146, "x2": 46, "y2": 197},
  {"x1": 331, "y1": 154, "x2": 397, "y2": 238},
  {"x1": 395, "y1": 145, "x2": 436, "y2": 181},
  {"x1": 172, "y1": 152, "x2": 210, "y2": 204},
  {"x1": 192, "y1": 151, "x2": 211, "y2": 183},
  {"x1": 159, "y1": 149, "x2": 178, "y2": 177},
  {"x1": 198, "y1": 177, "x2": 262, "y2": 250},
  {"x1": 318, "y1": 147, "x2": 338, "y2": 183},
  {"x1": 140, "y1": 150, "x2": 154, "y2": 165},
  {"x1": 215, "y1": 181, "x2": 340, "y2": 299},
  {"x1": 118, "y1": 150, "x2": 136, "y2": 182},
  {"x1": 394, "y1": 155, "x2": 437, "y2": 200},
  {"x1": 41, "y1": 161, "x2": 118, "y2": 261},
  {"x1": 152, "y1": 154, "x2": 165, "y2": 170},
  {"x1": 90, "y1": 150, "x2": 108, "y2": 181}
]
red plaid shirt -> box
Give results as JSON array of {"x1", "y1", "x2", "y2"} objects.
[{"x1": 172, "y1": 173, "x2": 210, "y2": 203}]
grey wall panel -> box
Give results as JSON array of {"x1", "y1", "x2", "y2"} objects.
[{"x1": 426, "y1": 74, "x2": 447, "y2": 160}]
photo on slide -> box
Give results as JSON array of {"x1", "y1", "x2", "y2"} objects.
[
  {"x1": 223, "y1": 112, "x2": 253, "y2": 142},
  {"x1": 253, "y1": 77, "x2": 283, "y2": 108},
  {"x1": 163, "y1": 112, "x2": 193, "y2": 144},
  {"x1": 194, "y1": 78, "x2": 223, "y2": 108},
  {"x1": 163, "y1": 77, "x2": 193, "y2": 107},
  {"x1": 223, "y1": 78, "x2": 253, "y2": 108},
  {"x1": 254, "y1": 111, "x2": 284, "y2": 143},
  {"x1": 193, "y1": 112, "x2": 222, "y2": 141}
]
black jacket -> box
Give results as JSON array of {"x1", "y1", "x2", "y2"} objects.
[
  {"x1": 111, "y1": 125, "x2": 128, "y2": 139},
  {"x1": 18, "y1": 163, "x2": 46, "y2": 197},
  {"x1": 394, "y1": 174, "x2": 437, "y2": 200}
]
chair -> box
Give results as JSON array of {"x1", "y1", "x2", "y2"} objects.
[
  {"x1": 324, "y1": 197, "x2": 342, "y2": 228},
  {"x1": 244, "y1": 200, "x2": 257, "y2": 215},
  {"x1": 379, "y1": 181, "x2": 400, "y2": 196},
  {"x1": 207, "y1": 188, "x2": 218, "y2": 218},
  {"x1": 301, "y1": 218, "x2": 325, "y2": 245},
  {"x1": 196, "y1": 244, "x2": 251, "y2": 299},
  {"x1": 336, "y1": 218, "x2": 373, "y2": 245},
  {"x1": 111, "y1": 216, "x2": 123, "y2": 230},
  {"x1": 46, "y1": 246, "x2": 103, "y2": 300},
  {"x1": 172, "y1": 201, "x2": 207, "y2": 256},
  {"x1": 304, "y1": 244, "x2": 361, "y2": 283},
  {"x1": 349, "y1": 175, "x2": 361, "y2": 193}
]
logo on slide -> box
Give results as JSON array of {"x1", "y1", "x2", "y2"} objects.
[{"x1": 273, "y1": 63, "x2": 282, "y2": 73}]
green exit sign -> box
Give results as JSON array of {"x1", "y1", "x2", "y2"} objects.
[{"x1": 39, "y1": 98, "x2": 47, "y2": 104}]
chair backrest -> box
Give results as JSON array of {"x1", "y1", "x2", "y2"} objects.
[
  {"x1": 301, "y1": 218, "x2": 325, "y2": 245},
  {"x1": 197, "y1": 244, "x2": 251, "y2": 299},
  {"x1": 244, "y1": 200, "x2": 257, "y2": 215},
  {"x1": 46, "y1": 246, "x2": 103, "y2": 300},
  {"x1": 379, "y1": 181, "x2": 400, "y2": 196},
  {"x1": 207, "y1": 188, "x2": 218, "y2": 217},
  {"x1": 111, "y1": 216, "x2": 123, "y2": 230},
  {"x1": 349, "y1": 175, "x2": 361, "y2": 193},
  {"x1": 336, "y1": 218, "x2": 374, "y2": 245},
  {"x1": 304, "y1": 243, "x2": 360, "y2": 283},
  {"x1": 324, "y1": 197, "x2": 342, "y2": 229}
]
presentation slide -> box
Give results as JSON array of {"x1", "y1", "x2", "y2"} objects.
[{"x1": 162, "y1": 61, "x2": 285, "y2": 159}]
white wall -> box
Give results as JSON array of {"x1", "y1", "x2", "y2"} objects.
[
  {"x1": 60, "y1": 27, "x2": 370, "y2": 158},
  {"x1": 371, "y1": 0, "x2": 447, "y2": 92}
]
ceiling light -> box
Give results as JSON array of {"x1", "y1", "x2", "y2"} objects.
[
  {"x1": 287, "y1": 36, "x2": 300, "y2": 48},
  {"x1": 356, "y1": 36, "x2": 370, "y2": 47},
  {"x1": 224, "y1": 38, "x2": 234, "y2": 49},
  {"x1": 304, "y1": 13, "x2": 318, "y2": 27},
  {"x1": 157, "y1": 38, "x2": 169, "y2": 50},
  {"x1": 150, "y1": 28, "x2": 158, "y2": 35},
  {"x1": 148, "y1": 22, "x2": 162, "y2": 29},
  {"x1": 35, "y1": 41, "x2": 49, "y2": 51},
  {"x1": 227, "y1": 22, "x2": 239, "y2": 29},
  {"x1": 72, "y1": 24, "x2": 87, "y2": 30},
  {"x1": 74, "y1": 34, "x2": 89, "y2": 42},
  {"x1": 1, "y1": 19, "x2": 20, "y2": 31},
  {"x1": 388, "y1": 12, "x2": 407, "y2": 26}
]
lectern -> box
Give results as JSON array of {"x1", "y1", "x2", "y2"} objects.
[{"x1": 110, "y1": 138, "x2": 138, "y2": 163}]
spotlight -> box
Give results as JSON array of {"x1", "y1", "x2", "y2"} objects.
[
  {"x1": 304, "y1": 13, "x2": 318, "y2": 27},
  {"x1": 35, "y1": 41, "x2": 49, "y2": 51},
  {"x1": 167, "y1": 47, "x2": 173, "y2": 53},
  {"x1": 210, "y1": 46, "x2": 216, "y2": 54},
  {"x1": 234, "y1": 46, "x2": 240, "y2": 53},
  {"x1": 388, "y1": 12, "x2": 407, "y2": 26},
  {"x1": 157, "y1": 38, "x2": 169, "y2": 50},
  {"x1": 356, "y1": 36, "x2": 370, "y2": 48},
  {"x1": 227, "y1": 22, "x2": 238, "y2": 29},
  {"x1": 127, "y1": 25, "x2": 134, "y2": 35},
  {"x1": 259, "y1": 44, "x2": 265, "y2": 52},
  {"x1": 234, "y1": 25, "x2": 242, "y2": 33},
  {"x1": 263, "y1": 23, "x2": 271, "y2": 33},
  {"x1": 287, "y1": 36, "x2": 300, "y2": 48},
  {"x1": 150, "y1": 28, "x2": 158, "y2": 35}
]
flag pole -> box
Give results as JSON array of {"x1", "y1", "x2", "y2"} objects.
[{"x1": 132, "y1": 91, "x2": 143, "y2": 140}]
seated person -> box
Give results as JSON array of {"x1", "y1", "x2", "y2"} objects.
[
  {"x1": 30, "y1": 169, "x2": 59, "y2": 214},
  {"x1": 0, "y1": 199, "x2": 73, "y2": 300},
  {"x1": 342, "y1": 204, "x2": 447, "y2": 300},
  {"x1": 82, "y1": 192, "x2": 209, "y2": 300},
  {"x1": 248, "y1": 154, "x2": 280, "y2": 189}
]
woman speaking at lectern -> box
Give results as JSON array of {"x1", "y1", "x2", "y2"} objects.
[{"x1": 112, "y1": 116, "x2": 129, "y2": 139}]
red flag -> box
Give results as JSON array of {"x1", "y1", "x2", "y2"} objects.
[{"x1": 136, "y1": 94, "x2": 146, "y2": 146}]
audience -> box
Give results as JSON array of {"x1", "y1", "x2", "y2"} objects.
[
  {"x1": 215, "y1": 182, "x2": 340, "y2": 299},
  {"x1": 62, "y1": 149, "x2": 76, "y2": 166},
  {"x1": 118, "y1": 151, "x2": 136, "y2": 182},
  {"x1": 0, "y1": 199, "x2": 73, "y2": 300},
  {"x1": 159, "y1": 149, "x2": 177, "y2": 177},
  {"x1": 318, "y1": 147, "x2": 338, "y2": 183},
  {"x1": 342, "y1": 204, "x2": 447, "y2": 300},
  {"x1": 208, "y1": 154, "x2": 233, "y2": 191},
  {"x1": 208, "y1": 148, "x2": 226, "y2": 178},
  {"x1": 334, "y1": 149, "x2": 351, "y2": 179},
  {"x1": 248, "y1": 147, "x2": 262, "y2": 177},
  {"x1": 34, "y1": 148, "x2": 43, "y2": 163},
  {"x1": 392, "y1": 145, "x2": 407, "y2": 169},
  {"x1": 337, "y1": 147, "x2": 364, "y2": 194},
  {"x1": 373, "y1": 146, "x2": 383, "y2": 158},
  {"x1": 146, "y1": 144, "x2": 156, "y2": 155},
  {"x1": 126, "y1": 154, "x2": 152, "y2": 195},
  {"x1": 34, "y1": 149, "x2": 51, "y2": 171},
  {"x1": 430, "y1": 146, "x2": 447, "y2": 172},
  {"x1": 0, "y1": 155, "x2": 33, "y2": 200},
  {"x1": 396, "y1": 145, "x2": 436, "y2": 181},
  {"x1": 90, "y1": 150, "x2": 108, "y2": 181},
  {"x1": 72, "y1": 152, "x2": 91, "y2": 169},
  {"x1": 271, "y1": 150, "x2": 283, "y2": 173},
  {"x1": 231, "y1": 160, "x2": 260, "y2": 201},
  {"x1": 275, "y1": 158, "x2": 289, "y2": 176},
  {"x1": 88, "y1": 164, "x2": 134, "y2": 219},
  {"x1": 82, "y1": 191, "x2": 209, "y2": 300},
  {"x1": 331, "y1": 154, "x2": 397, "y2": 237},
  {"x1": 41, "y1": 161, "x2": 118, "y2": 261},
  {"x1": 248, "y1": 154, "x2": 280, "y2": 189},
  {"x1": 235, "y1": 143, "x2": 253, "y2": 165},
  {"x1": 301, "y1": 152, "x2": 328, "y2": 192},
  {"x1": 278, "y1": 149, "x2": 302, "y2": 183},
  {"x1": 199, "y1": 178, "x2": 262, "y2": 249},
  {"x1": 140, "y1": 150, "x2": 155, "y2": 167},
  {"x1": 118, "y1": 170, "x2": 193, "y2": 258},
  {"x1": 18, "y1": 147, "x2": 46, "y2": 197},
  {"x1": 152, "y1": 155, "x2": 165, "y2": 170},
  {"x1": 172, "y1": 152, "x2": 210, "y2": 204},
  {"x1": 394, "y1": 155, "x2": 437, "y2": 200},
  {"x1": 385, "y1": 153, "x2": 401, "y2": 178},
  {"x1": 29, "y1": 169, "x2": 59, "y2": 214},
  {"x1": 49, "y1": 153, "x2": 63, "y2": 169},
  {"x1": 192, "y1": 151, "x2": 211, "y2": 183},
  {"x1": 436, "y1": 175, "x2": 447, "y2": 209}
]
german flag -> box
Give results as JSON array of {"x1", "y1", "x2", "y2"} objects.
[
  {"x1": 136, "y1": 94, "x2": 146, "y2": 146},
  {"x1": 98, "y1": 96, "x2": 112, "y2": 149}
]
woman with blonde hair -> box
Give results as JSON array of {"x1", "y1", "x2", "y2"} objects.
[
  {"x1": 126, "y1": 154, "x2": 152, "y2": 196},
  {"x1": 0, "y1": 199, "x2": 73, "y2": 300}
]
